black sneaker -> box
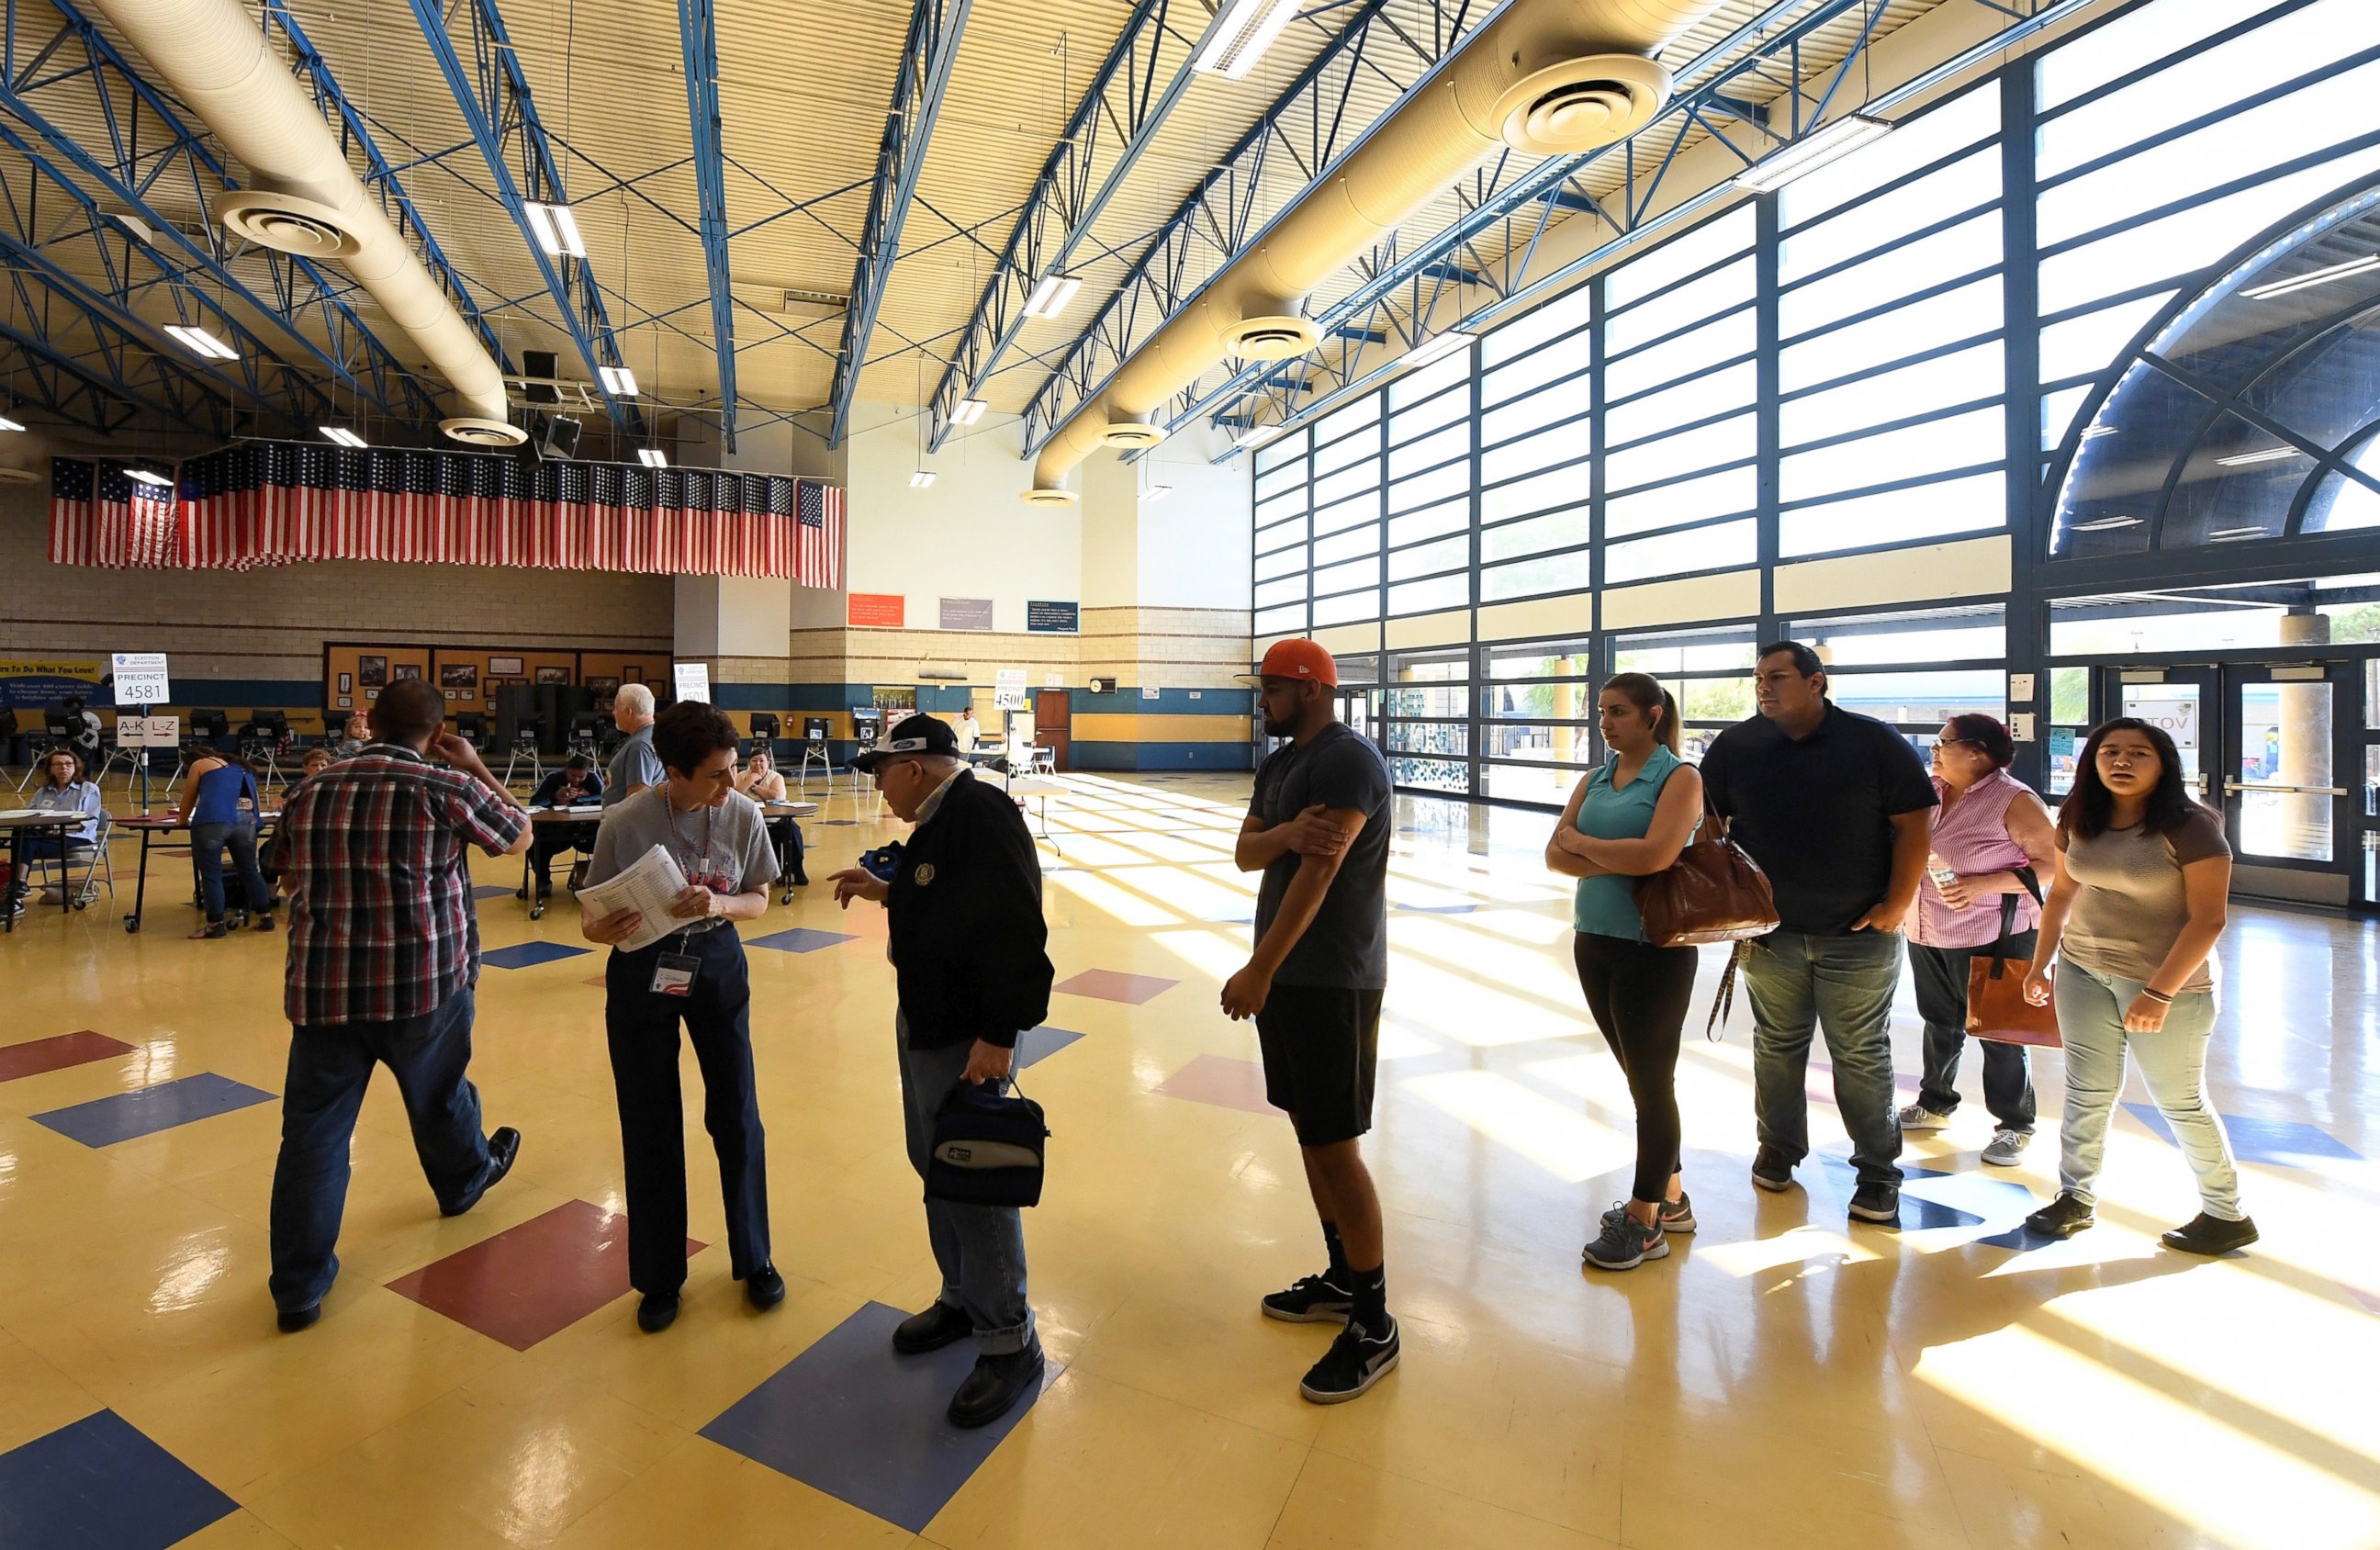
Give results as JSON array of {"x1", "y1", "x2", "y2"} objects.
[
  {"x1": 892, "y1": 1300, "x2": 973, "y2": 1354},
  {"x1": 1751, "y1": 1146, "x2": 1797, "y2": 1193},
  {"x1": 275, "y1": 1303, "x2": 320, "y2": 1334},
  {"x1": 636, "y1": 1291, "x2": 679, "y2": 1333},
  {"x1": 2024, "y1": 1192, "x2": 2094, "y2": 1239},
  {"x1": 949, "y1": 1345, "x2": 1045, "y2": 1429},
  {"x1": 1298, "y1": 1316, "x2": 1400, "y2": 1404},
  {"x1": 1848, "y1": 1183, "x2": 1901, "y2": 1223},
  {"x1": 1260, "y1": 1272, "x2": 1353, "y2": 1324},
  {"x1": 2161, "y1": 1212, "x2": 2258, "y2": 1256},
  {"x1": 1602, "y1": 1192, "x2": 1696, "y2": 1234},
  {"x1": 744, "y1": 1264, "x2": 785, "y2": 1310},
  {"x1": 1581, "y1": 1207, "x2": 1669, "y2": 1272}
]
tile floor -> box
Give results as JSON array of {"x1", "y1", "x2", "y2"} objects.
[{"x1": 1, "y1": 770, "x2": 2376, "y2": 1548}]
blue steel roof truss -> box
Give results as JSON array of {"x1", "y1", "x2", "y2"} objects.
[{"x1": 677, "y1": 0, "x2": 736, "y2": 450}]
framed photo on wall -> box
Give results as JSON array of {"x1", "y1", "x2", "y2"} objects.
[
  {"x1": 337, "y1": 672, "x2": 353, "y2": 693},
  {"x1": 535, "y1": 666, "x2": 570, "y2": 685},
  {"x1": 392, "y1": 663, "x2": 421, "y2": 681},
  {"x1": 586, "y1": 676, "x2": 619, "y2": 699},
  {"x1": 623, "y1": 665, "x2": 643, "y2": 682},
  {"x1": 358, "y1": 656, "x2": 387, "y2": 688},
  {"x1": 488, "y1": 656, "x2": 525, "y2": 676},
  {"x1": 441, "y1": 663, "x2": 478, "y2": 690},
  {"x1": 336, "y1": 695, "x2": 352, "y2": 709}
]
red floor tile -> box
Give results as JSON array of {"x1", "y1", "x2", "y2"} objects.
[
  {"x1": 386, "y1": 1199, "x2": 702, "y2": 1350},
  {"x1": 0, "y1": 1030, "x2": 137, "y2": 1084},
  {"x1": 1052, "y1": 968, "x2": 1179, "y2": 1005},
  {"x1": 1151, "y1": 1054, "x2": 1274, "y2": 1116}
]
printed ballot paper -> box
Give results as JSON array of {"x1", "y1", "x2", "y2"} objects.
[{"x1": 570, "y1": 844, "x2": 692, "y2": 953}]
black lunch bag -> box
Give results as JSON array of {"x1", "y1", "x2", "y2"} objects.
[{"x1": 926, "y1": 1078, "x2": 1049, "y2": 1208}]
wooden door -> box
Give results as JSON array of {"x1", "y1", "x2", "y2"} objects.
[{"x1": 1034, "y1": 690, "x2": 1071, "y2": 771}]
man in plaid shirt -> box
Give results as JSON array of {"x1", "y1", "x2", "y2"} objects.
[{"x1": 265, "y1": 678, "x2": 533, "y2": 1331}]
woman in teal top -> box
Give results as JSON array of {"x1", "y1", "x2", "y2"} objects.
[{"x1": 1544, "y1": 673, "x2": 1704, "y2": 1273}]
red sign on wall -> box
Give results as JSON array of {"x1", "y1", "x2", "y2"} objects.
[{"x1": 848, "y1": 592, "x2": 905, "y2": 628}]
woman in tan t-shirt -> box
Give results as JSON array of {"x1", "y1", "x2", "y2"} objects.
[
  {"x1": 2020, "y1": 717, "x2": 2251, "y2": 1255},
  {"x1": 735, "y1": 746, "x2": 807, "y2": 885}
]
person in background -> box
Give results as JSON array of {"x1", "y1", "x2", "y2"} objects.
[
  {"x1": 265, "y1": 679, "x2": 531, "y2": 1331},
  {"x1": 180, "y1": 748, "x2": 274, "y2": 939},
  {"x1": 605, "y1": 682, "x2": 663, "y2": 805},
  {"x1": 1697, "y1": 642, "x2": 1935, "y2": 1223},
  {"x1": 830, "y1": 713, "x2": 1053, "y2": 1429},
  {"x1": 955, "y1": 706, "x2": 981, "y2": 756},
  {"x1": 298, "y1": 747, "x2": 333, "y2": 782},
  {"x1": 2022, "y1": 718, "x2": 2254, "y2": 1254},
  {"x1": 734, "y1": 745, "x2": 807, "y2": 887},
  {"x1": 528, "y1": 755, "x2": 605, "y2": 901},
  {"x1": 581, "y1": 702, "x2": 782, "y2": 1335},
  {"x1": 1225, "y1": 638, "x2": 1400, "y2": 1405},
  {"x1": 1545, "y1": 674, "x2": 1705, "y2": 1272},
  {"x1": 5, "y1": 748, "x2": 103, "y2": 918},
  {"x1": 332, "y1": 714, "x2": 371, "y2": 760},
  {"x1": 61, "y1": 694, "x2": 103, "y2": 766},
  {"x1": 1899, "y1": 714, "x2": 2056, "y2": 1166}
]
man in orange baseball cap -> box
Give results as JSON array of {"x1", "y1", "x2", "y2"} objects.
[{"x1": 1225, "y1": 638, "x2": 1399, "y2": 1403}]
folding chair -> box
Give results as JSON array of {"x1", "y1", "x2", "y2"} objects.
[
  {"x1": 23, "y1": 811, "x2": 113, "y2": 910},
  {"x1": 501, "y1": 721, "x2": 546, "y2": 790}
]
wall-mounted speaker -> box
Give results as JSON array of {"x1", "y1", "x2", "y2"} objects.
[
  {"x1": 534, "y1": 414, "x2": 581, "y2": 462},
  {"x1": 522, "y1": 349, "x2": 560, "y2": 405}
]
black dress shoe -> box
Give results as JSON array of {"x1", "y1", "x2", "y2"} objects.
[
  {"x1": 636, "y1": 1292, "x2": 680, "y2": 1333},
  {"x1": 948, "y1": 1346, "x2": 1044, "y2": 1430},
  {"x1": 276, "y1": 1304, "x2": 320, "y2": 1334},
  {"x1": 892, "y1": 1300, "x2": 972, "y2": 1355},
  {"x1": 745, "y1": 1264, "x2": 786, "y2": 1310},
  {"x1": 2161, "y1": 1212, "x2": 2259, "y2": 1255},
  {"x1": 443, "y1": 1127, "x2": 522, "y2": 1217}
]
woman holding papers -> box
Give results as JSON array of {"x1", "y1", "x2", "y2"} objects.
[{"x1": 579, "y1": 701, "x2": 783, "y2": 1334}]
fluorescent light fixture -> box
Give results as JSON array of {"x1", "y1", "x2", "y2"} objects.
[
  {"x1": 126, "y1": 466, "x2": 174, "y2": 488},
  {"x1": 1233, "y1": 424, "x2": 1283, "y2": 452},
  {"x1": 950, "y1": 397, "x2": 988, "y2": 425},
  {"x1": 1401, "y1": 330, "x2": 1475, "y2": 370},
  {"x1": 637, "y1": 447, "x2": 668, "y2": 468},
  {"x1": 2071, "y1": 515, "x2": 2141, "y2": 531},
  {"x1": 909, "y1": 470, "x2": 937, "y2": 489},
  {"x1": 1192, "y1": 0, "x2": 1302, "y2": 79},
  {"x1": 2241, "y1": 253, "x2": 2379, "y2": 301},
  {"x1": 1733, "y1": 113, "x2": 1895, "y2": 193},
  {"x1": 2214, "y1": 445, "x2": 2305, "y2": 467},
  {"x1": 1143, "y1": 484, "x2": 1175, "y2": 502},
  {"x1": 0, "y1": 415, "x2": 24, "y2": 432},
  {"x1": 523, "y1": 200, "x2": 588, "y2": 258},
  {"x1": 1022, "y1": 273, "x2": 1083, "y2": 318},
  {"x1": 320, "y1": 426, "x2": 367, "y2": 449},
  {"x1": 2209, "y1": 525, "x2": 2270, "y2": 540},
  {"x1": 598, "y1": 365, "x2": 638, "y2": 397},
  {"x1": 163, "y1": 323, "x2": 237, "y2": 361}
]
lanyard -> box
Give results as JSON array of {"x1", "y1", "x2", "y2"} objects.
[{"x1": 664, "y1": 795, "x2": 717, "y2": 882}]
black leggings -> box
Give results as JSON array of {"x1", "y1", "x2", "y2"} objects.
[{"x1": 1572, "y1": 932, "x2": 1699, "y2": 1203}]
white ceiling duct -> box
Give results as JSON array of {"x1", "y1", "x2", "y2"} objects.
[
  {"x1": 87, "y1": 0, "x2": 523, "y2": 446},
  {"x1": 1027, "y1": 0, "x2": 1725, "y2": 501}
]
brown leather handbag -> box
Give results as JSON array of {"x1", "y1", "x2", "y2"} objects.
[
  {"x1": 1966, "y1": 870, "x2": 2060, "y2": 1048},
  {"x1": 1633, "y1": 798, "x2": 1781, "y2": 949}
]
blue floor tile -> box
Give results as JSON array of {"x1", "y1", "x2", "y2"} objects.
[
  {"x1": 480, "y1": 941, "x2": 591, "y2": 971},
  {"x1": 701, "y1": 1300, "x2": 1054, "y2": 1533},
  {"x1": 2122, "y1": 1103, "x2": 2362, "y2": 1167},
  {"x1": 749, "y1": 927, "x2": 858, "y2": 954},
  {"x1": 0, "y1": 1410, "x2": 237, "y2": 1550},
  {"x1": 32, "y1": 1073, "x2": 276, "y2": 1149},
  {"x1": 1016, "y1": 1026, "x2": 1084, "y2": 1070},
  {"x1": 470, "y1": 884, "x2": 516, "y2": 902},
  {"x1": 1813, "y1": 1155, "x2": 1986, "y2": 1230}
]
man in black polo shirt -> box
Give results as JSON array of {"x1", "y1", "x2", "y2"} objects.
[
  {"x1": 1225, "y1": 638, "x2": 1398, "y2": 1405},
  {"x1": 1699, "y1": 642, "x2": 1935, "y2": 1222}
]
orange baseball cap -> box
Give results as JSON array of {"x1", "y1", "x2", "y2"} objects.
[{"x1": 1238, "y1": 638, "x2": 1339, "y2": 688}]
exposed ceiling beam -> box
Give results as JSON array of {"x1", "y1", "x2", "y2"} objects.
[
  {"x1": 825, "y1": 0, "x2": 972, "y2": 447},
  {"x1": 678, "y1": 0, "x2": 737, "y2": 450}
]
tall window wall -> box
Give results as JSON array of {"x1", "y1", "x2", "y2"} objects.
[{"x1": 1249, "y1": 0, "x2": 2380, "y2": 808}]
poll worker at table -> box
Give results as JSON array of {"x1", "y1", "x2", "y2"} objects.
[
  {"x1": 734, "y1": 746, "x2": 807, "y2": 887},
  {"x1": 298, "y1": 747, "x2": 333, "y2": 782},
  {"x1": 178, "y1": 748, "x2": 274, "y2": 939},
  {"x1": 580, "y1": 701, "x2": 782, "y2": 1334},
  {"x1": 265, "y1": 678, "x2": 531, "y2": 1332},
  {"x1": 605, "y1": 682, "x2": 664, "y2": 805},
  {"x1": 831, "y1": 713, "x2": 1054, "y2": 1429},
  {"x1": 4, "y1": 748, "x2": 102, "y2": 920},
  {"x1": 528, "y1": 755, "x2": 604, "y2": 899}
]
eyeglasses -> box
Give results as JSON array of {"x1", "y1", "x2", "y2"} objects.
[{"x1": 1929, "y1": 737, "x2": 1982, "y2": 751}]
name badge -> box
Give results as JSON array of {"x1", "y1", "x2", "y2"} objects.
[{"x1": 650, "y1": 952, "x2": 700, "y2": 997}]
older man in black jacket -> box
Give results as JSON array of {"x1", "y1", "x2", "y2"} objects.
[{"x1": 832, "y1": 713, "x2": 1054, "y2": 1429}]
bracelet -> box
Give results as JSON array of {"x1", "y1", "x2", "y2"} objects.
[{"x1": 2139, "y1": 987, "x2": 2172, "y2": 1005}]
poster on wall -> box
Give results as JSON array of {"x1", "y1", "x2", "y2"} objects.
[
  {"x1": 0, "y1": 659, "x2": 105, "y2": 713},
  {"x1": 587, "y1": 676, "x2": 620, "y2": 700},
  {"x1": 489, "y1": 656, "x2": 525, "y2": 676},
  {"x1": 357, "y1": 656, "x2": 387, "y2": 688},
  {"x1": 1026, "y1": 601, "x2": 1078, "y2": 634},
  {"x1": 392, "y1": 662, "x2": 422, "y2": 681},
  {"x1": 939, "y1": 597, "x2": 994, "y2": 632},
  {"x1": 441, "y1": 663, "x2": 478, "y2": 690},
  {"x1": 848, "y1": 593, "x2": 905, "y2": 628},
  {"x1": 536, "y1": 667, "x2": 571, "y2": 685}
]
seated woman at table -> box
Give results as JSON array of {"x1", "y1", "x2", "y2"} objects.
[
  {"x1": 179, "y1": 749, "x2": 274, "y2": 938},
  {"x1": 6, "y1": 748, "x2": 104, "y2": 916},
  {"x1": 298, "y1": 747, "x2": 333, "y2": 782},
  {"x1": 528, "y1": 755, "x2": 605, "y2": 900},
  {"x1": 735, "y1": 745, "x2": 806, "y2": 887},
  {"x1": 331, "y1": 713, "x2": 371, "y2": 760}
]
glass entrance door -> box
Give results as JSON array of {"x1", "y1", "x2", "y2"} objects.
[
  {"x1": 2222, "y1": 664, "x2": 2354, "y2": 906},
  {"x1": 2095, "y1": 668, "x2": 2219, "y2": 804}
]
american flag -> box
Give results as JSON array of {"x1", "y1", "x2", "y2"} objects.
[{"x1": 49, "y1": 443, "x2": 846, "y2": 588}]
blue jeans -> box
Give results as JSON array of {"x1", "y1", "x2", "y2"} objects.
[
  {"x1": 1744, "y1": 928, "x2": 1906, "y2": 1186},
  {"x1": 897, "y1": 1015, "x2": 1036, "y2": 1356},
  {"x1": 192, "y1": 819, "x2": 271, "y2": 923},
  {"x1": 267, "y1": 988, "x2": 500, "y2": 1311},
  {"x1": 2054, "y1": 961, "x2": 2243, "y2": 1219}
]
